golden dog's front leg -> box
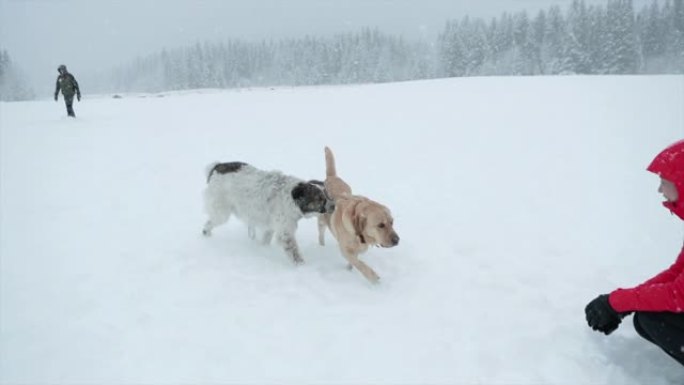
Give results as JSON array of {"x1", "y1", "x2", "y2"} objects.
[
  {"x1": 342, "y1": 247, "x2": 379, "y2": 284},
  {"x1": 317, "y1": 215, "x2": 328, "y2": 246}
]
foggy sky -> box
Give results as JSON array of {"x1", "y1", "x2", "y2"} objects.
[{"x1": 0, "y1": 0, "x2": 650, "y2": 95}]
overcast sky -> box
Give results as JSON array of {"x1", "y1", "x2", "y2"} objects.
[{"x1": 1, "y1": 0, "x2": 650, "y2": 94}]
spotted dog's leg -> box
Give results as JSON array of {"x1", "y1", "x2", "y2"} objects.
[
  {"x1": 202, "y1": 197, "x2": 231, "y2": 236},
  {"x1": 262, "y1": 230, "x2": 274, "y2": 245},
  {"x1": 277, "y1": 230, "x2": 303, "y2": 264},
  {"x1": 202, "y1": 221, "x2": 213, "y2": 236},
  {"x1": 203, "y1": 215, "x2": 229, "y2": 236}
]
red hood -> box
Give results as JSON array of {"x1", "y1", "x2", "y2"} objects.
[{"x1": 647, "y1": 139, "x2": 684, "y2": 220}]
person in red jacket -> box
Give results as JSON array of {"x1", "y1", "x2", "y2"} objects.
[{"x1": 585, "y1": 139, "x2": 684, "y2": 366}]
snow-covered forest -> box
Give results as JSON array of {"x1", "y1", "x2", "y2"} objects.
[
  {"x1": 0, "y1": 49, "x2": 34, "y2": 102},
  {"x1": 1, "y1": 0, "x2": 683, "y2": 99},
  {"x1": 103, "y1": 0, "x2": 684, "y2": 92}
]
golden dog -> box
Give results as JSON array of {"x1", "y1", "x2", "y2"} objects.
[{"x1": 319, "y1": 146, "x2": 399, "y2": 283}]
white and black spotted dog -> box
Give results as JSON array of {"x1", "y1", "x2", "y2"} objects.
[{"x1": 202, "y1": 162, "x2": 334, "y2": 264}]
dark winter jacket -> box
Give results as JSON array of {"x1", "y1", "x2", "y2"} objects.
[
  {"x1": 55, "y1": 72, "x2": 80, "y2": 97},
  {"x1": 609, "y1": 140, "x2": 684, "y2": 312}
]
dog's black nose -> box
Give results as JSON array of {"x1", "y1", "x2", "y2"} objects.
[{"x1": 391, "y1": 234, "x2": 400, "y2": 246}]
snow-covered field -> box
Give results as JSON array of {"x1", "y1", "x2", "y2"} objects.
[{"x1": 1, "y1": 75, "x2": 683, "y2": 384}]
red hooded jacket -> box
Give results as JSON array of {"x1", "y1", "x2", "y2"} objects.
[{"x1": 609, "y1": 140, "x2": 684, "y2": 313}]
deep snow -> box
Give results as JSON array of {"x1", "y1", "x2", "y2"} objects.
[{"x1": 1, "y1": 75, "x2": 683, "y2": 384}]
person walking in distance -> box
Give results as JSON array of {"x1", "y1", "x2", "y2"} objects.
[{"x1": 54, "y1": 64, "x2": 81, "y2": 117}]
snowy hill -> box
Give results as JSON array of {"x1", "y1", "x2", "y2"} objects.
[{"x1": 1, "y1": 75, "x2": 683, "y2": 384}]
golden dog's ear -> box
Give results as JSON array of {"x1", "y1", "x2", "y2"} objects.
[{"x1": 353, "y1": 202, "x2": 367, "y2": 240}]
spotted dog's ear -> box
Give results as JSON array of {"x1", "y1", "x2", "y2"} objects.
[
  {"x1": 292, "y1": 182, "x2": 320, "y2": 202},
  {"x1": 291, "y1": 182, "x2": 308, "y2": 201}
]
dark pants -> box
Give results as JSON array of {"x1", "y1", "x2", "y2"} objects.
[
  {"x1": 633, "y1": 311, "x2": 684, "y2": 366},
  {"x1": 63, "y1": 93, "x2": 75, "y2": 117}
]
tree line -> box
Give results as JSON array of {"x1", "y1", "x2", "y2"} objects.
[
  {"x1": 105, "y1": 29, "x2": 433, "y2": 93},
  {"x1": 106, "y1": 0, "x2": 683, "y2": 93},
  {"x1": 1, "y1": 0, "x2": 683, "y2": 100}
]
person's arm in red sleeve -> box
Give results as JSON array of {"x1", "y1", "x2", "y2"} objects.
[{"x1": 609, "y1": 262, "x2": 684, "y2": 312}]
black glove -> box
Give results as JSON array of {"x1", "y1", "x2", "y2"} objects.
[
  {"x1": 585, "y1": 294, "x2": 625, "y2": 335},
  {"x1": 54, "y1": 94, "x2": 58, "y2": 101},
  {"x1": 77, "y1": 93, "x2": 81, "y2": 101}
]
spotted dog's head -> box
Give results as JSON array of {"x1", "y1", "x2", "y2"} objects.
[{"x1": 292, "y1": 180, "x2": 335, "y2": 216}]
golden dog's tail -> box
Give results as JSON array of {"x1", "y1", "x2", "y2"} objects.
[
  {"x1": 325, "y1": 146, "x2": 337, "y2": 177},
  {"x1": 324, "y1": 146, "x2": 352, "y2": 199}
]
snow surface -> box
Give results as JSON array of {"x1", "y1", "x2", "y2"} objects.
[{"x1": 1, "y1": 75, "x2": 684, "y2": 384}]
